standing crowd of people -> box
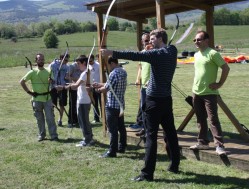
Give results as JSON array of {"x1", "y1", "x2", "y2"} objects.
[{"x1": 20, "y1": 29, "x2": 230, "y2": 181}]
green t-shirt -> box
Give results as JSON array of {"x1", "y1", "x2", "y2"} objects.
[
  {"x1": 22, "y1": 68, "x2": 51, "y2": 102},
  {"x1": 140, "y1": 61, "x2": 150, "y2": 88},
  {"x1": 192, "y1": 47, "x2": 225, "y2": 95}
]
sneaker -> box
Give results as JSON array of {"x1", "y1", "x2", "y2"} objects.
[
  {"x1": 129, "y1": 124, "x2": 143, "y2": 130},
  {"x1": 99, "y1": 150, "x2": 117, "y2": 158},
  {"x1": 51, "y1": 137, "x2": 59, "y2": 142},
  {"x1": 131, "y1": 175, "x2": 153, "y2": 182},
  {"x1": 57, "y1": 120, "x2": 62, "y2": 126},
  {"x1": 37, "y1": 136, "x2": 46, "y2": 142},
  {"x1": 135, "y1": 129, "x2": 145, "y2": 136},
  {"x1": 68, "y1": 123, "x2": 73, "y2": 128},
  {"x1": 190, "y1": 143, "x2": 209, "y2": 150},
  {"x1": 216, "y1": 146, "x2": 227, "y2": 155},
  {"x1": 76, "y1": 139, "x2": 94, "y2": 147}
]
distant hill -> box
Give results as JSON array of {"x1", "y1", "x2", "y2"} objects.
[
  {"x1": 0, "y1": 0, "x2": 248, "y2": 24},
  {"x1": 0, "y1": 0, "x2": 95, "y2": 24}
]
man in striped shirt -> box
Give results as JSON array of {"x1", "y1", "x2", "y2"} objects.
[
  {"x1": 93, "y1": 57, "x2": 127, "y2": 158},
  {"x1": 101, "y1": 28, "x2": 180, "y2": 181}
]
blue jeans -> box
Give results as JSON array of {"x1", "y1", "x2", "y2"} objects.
[
  {"x1": 32, "y1": 100, "x2": 58, "y2": 139},
  {"x1": 105, "y1": 107, "x2": 127, "y2": 153}
]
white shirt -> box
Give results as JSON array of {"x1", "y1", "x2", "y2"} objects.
[
  {"x1": 77, "y1": 71, "x2": 91, "y2": 104},
  {"x1": 89, "y1": 61, "x2": 100, "y2": 83}
]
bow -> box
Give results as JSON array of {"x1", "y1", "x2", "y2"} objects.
[
  {"x1": 100, "y1": 0, "x2": 124, "y2": 117},
  {"x1": 167, "y1": 16, "x2": 192, "y2": 107},
  {"x1": 55, "y1": 42, "x2": 69, "y2": 117},
  {"x1": 86, "y1": 37, "x2": 96, "y2": 106},
  {"x1": 101, "y1": 0, "x2": 117, "y2": 48},
  {"x1": 25, "y1": 56, "x2": 33, "y2": 70},
  {"x1": 58, "y1": 41, "x2": 69, "y2": 73},
  {"x1": 168, "y1": 14, "x2": 179, "y2": 46}
]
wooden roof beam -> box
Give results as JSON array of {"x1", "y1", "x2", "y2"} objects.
[
  {"x1": 90, "y1": 6, "x2": 148, "y2": 23},
  {"x1": 165, "y1": 0, "x2": 211, "y2": 11}
]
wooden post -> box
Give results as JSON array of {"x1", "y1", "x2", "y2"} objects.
[
  {"x1": 206, "y1": 7, "x2": 215, "y2": 48},
  {"x1": 217, "y1": 96, "x2": 249, "y2": 142},
  {"x1": 177, "y1": 108, "x2": 195, "y2": 131},
  {"x1": 177, "y1": 96, "x2": 249, "y2": 142},
  {"x1": 155, "y1": 0, "x2": 165, "y2": 29},
  {"x1": 96, "y1": 12, "x2": 108, "y2": 136}
]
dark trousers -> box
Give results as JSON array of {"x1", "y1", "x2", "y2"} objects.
[
  {"x1": 105, "y1": 107, "x2": 127, "y2": 153},
  {"x1": 68, "y1": 90, "x2": 78, "y2": 124},
  {"x1": 78, "y1": 104, "x2": 92, "y2": 143},
  {"x1": 136, "y1": 106, "x2": 143, "y2": 126},
  {"x1": 141, "y1": 95, "x2": 180, "y2": 179},
  {"x1": 93, "y1": 91, "x2": 101, "y2": 122},
  {"x1": 193, "y1": 94, "x2": 224, "y2": 147}
]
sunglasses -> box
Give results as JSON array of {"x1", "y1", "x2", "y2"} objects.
[
  {"x1": 144, "y1": 40, "x2": 149, "y2": 42},
  {"x1": 193, "y1": 38, "x2": 205, "y2": 43}
]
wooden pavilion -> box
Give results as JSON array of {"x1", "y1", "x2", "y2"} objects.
[{"x1": 84, "y1": 0, "x2": 249, "y2": 141}]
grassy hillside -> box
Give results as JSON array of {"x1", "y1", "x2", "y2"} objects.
[{"x1": 0, "y1": 25, "x2": 249, "y2": 68}]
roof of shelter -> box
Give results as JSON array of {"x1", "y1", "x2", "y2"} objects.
[{"x1": 85, "y1": 0, "x2": 247, "y2": 22}]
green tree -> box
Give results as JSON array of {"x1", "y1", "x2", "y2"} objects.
[
  {"x1": 64, "y1": 19, "x2": 80, "y2": 34},
  {"x1": 149, "y1": 18, "x2": 157, "y2": 30},
  {"x1": 54, "y1": 22, "x2": 65, "y2": 35},
  {"x1": 119, "y1": 22, "x2": 132, "y2": 31},
  {"x1": 240, "y1": 8, "x2": 249, "y2": 25},
  {"x1": 81, "y1": 21, "x2": 97, "y2": 32},
  {"x1": 43, "y1": 29, "x2": 59, "y2": 48},
  {"x1": 214, "y1": 8, "x2": 231, "y2": 25},
  {"x1": 36, "y1": 22, "x2": 50, "y2": 36},
  {"x1": 107, "y1": 17, "x2": 119, "y2": 31},
  {"x1": 0, "y1": 23, "x2": 16, "y2": 39},
  {"x1": 15, "y1": 22, "x2": 31, "y2": 38}
]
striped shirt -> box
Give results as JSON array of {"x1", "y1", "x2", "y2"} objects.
[
  {"x1": 104, "y1": 67, "x2": 127, "y2": 109},
  {"x1": 113, "y1": 45, "x2": 177, "y2": 97}
]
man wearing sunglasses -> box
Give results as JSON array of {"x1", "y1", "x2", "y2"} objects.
[{"x1": 190, "y1": 30, "x2": 230, "y2": 156}]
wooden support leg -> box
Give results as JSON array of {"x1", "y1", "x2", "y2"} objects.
[
  {"x1": 217, "y1": 96, "x2": 249, "y2": 142},
  {"x1": 177, "y1": 108, "x2": 195, "y2": 131}
]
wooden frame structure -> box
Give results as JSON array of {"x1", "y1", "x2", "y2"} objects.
[{"x1": 85, "y1": 0, "x2": 249, "y2": 140}]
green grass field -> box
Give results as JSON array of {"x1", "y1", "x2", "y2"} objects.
[
  {"x1": 1, "y1": 26, "x2": 249, "y2": 188},
  {"x1": 0, "y1": 25, "x2": 249, "y2": 68}
]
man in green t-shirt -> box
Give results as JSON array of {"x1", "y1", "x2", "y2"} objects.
[
  {"x1": 20, "y1": 53, "x2": 58, "y2": 142},
  {"x1": 190, "y1": 31, "x2": 230, "y2": 155},
  {"x1": 132, "y1": 33, "x2": 151, "y2": 135}
]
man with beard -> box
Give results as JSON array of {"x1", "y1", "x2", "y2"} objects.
[{"x1": 20, "y1": 53, "x2": 59, "y2": 142}]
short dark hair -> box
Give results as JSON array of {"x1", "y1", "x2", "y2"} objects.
[
  {"x1": 89, "y1": 54, "x2": 94, "y2": 59},
  {"x1": 76, "y1": 57, "x2": 88, "y2": 66},
  {"x1": 197, "y1": 30, "x2": 209, "y2": 39},
  {"x1": 35, "y1": 53, "x2": 44, "y2": 61},
  {"x1": 60, "y1": 53, "x2": 70, "y2": 60},
  {"x1": 150, "y1": 28, "x2": 168, "y2": 44},
  {"x1": 108, "y1": 56, "x2": 118, "y2": 64}
]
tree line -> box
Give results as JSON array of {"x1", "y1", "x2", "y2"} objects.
[
  {"x1": 1, "y1": 7, "x2": 248, "y2": 41},
  {"x1": 200, "y1": 7, "x2": 249, "y2": 25}
]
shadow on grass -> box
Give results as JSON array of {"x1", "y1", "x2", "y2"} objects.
[
  {"x1": 0, "y1": 128, "x2": 6, "y2": 131},
  {"x1": 57, "y1": 138, "x2": 82, "y2": 143},
  {"x1": 154, "y1": 171, "x2": 249, "y2": 188},
  {"x1": 125, "y1": 144, "x2": 187, "y2": 162}
]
